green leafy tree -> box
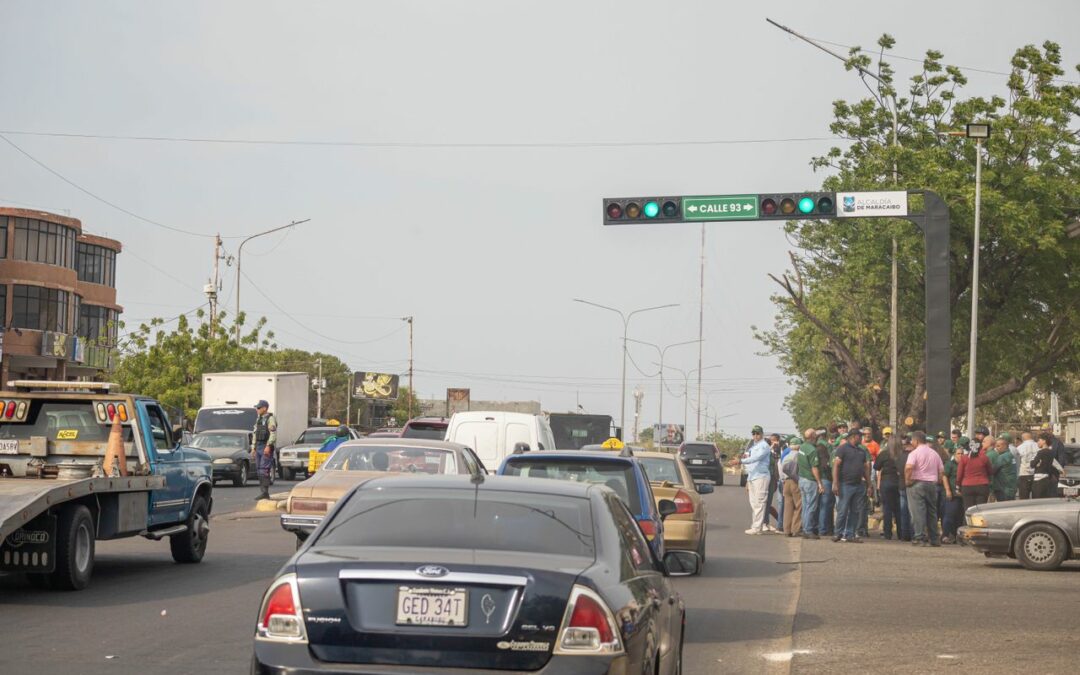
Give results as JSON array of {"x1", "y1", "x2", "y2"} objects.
[
  {"x1": 757, "y1": 39, "x2": 1080, "y2": 430},
  {"x1": 700, "y1": 431, "x2": 750, "y2": 459}
]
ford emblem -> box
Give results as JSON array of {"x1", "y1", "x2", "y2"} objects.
[{"x1": 416, "y1": 565, "x2": 450, "y2": 578}]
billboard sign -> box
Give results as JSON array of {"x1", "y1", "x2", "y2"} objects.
[
  {"x1": 653, "y1": 423, "x2": 685, "y2": 447},
  {"x1": 352, "y1": 372, "x2": 400, "y2": 400},
  {"x1": 836, "y1": 191, "x2": 908, "y2": 218}
]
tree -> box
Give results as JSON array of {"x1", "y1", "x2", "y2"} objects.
[
  {"x1": 700, "y1": 431, "x2": 750, "y2": 459},
  {"x1": 757, "y1": 39, "x2": 1080, "y2": 431}
]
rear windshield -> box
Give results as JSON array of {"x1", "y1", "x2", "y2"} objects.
[
  {"x1": 323, "y1": 445, "x2": 456, "y2": 474},
  {"x1": 298, "y1": 429, "x2": 335, "y2": 445},
  {"x1": 195, "y1": 407, "x2": 256, "y2": 433},
  {"x1": 400, "y1": 422, "x2": 447, "y2": 440},
  {"x1": 681, "y1": 444, "x2": 716, "y2": 457},
  {"x1": 0, "y1": 400, "x2": 126, "y2": 442},
  {"x1": 191, "y1": 432, "x2": 248, "y2": 450},
  {"x1": 639, "y1": 457, "x2": 682, "y2": 484},
  {"x1": 502, "y1": 458, "x2": 642, "y2": 511},
  {"x1": 317, "y1": 488, "x2": 595, "y2": 557}
]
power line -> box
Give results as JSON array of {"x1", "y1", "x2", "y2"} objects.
[
  {"x1": 0, "y1": 128, "x2": 846, "y2": 149},
  {"x1": 0, "y1": 132, "x2": 229, "y2": 239}
]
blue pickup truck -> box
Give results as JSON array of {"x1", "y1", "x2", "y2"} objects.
[{"x1": 0, "y1": 381, "x2": 213, "y2": 590}]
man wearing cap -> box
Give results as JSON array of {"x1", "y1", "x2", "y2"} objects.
[
  {"x1": 797, "y1": 429, "x2": 825, "y2": 540},
  {"x1": 941, "y1": 442, "x2": 963, "y2": 544},
  {"x1": 816, "y1": 430, "x2": 836, "y2": 537},
  {"x1": 779, "y1": 436, "x2": 803, "y2": 537},
  {"x1": 739, "y1": 426, "x2": 772, "y2": 535},
  {"x1": 896, "y1": 432, "x2": 915, "y2": 541},
  {"x1": 832, "y1": 429, "x2": 870, "y2": 543},
  {"x1": 251, "y1": 400, "x2": 278, "y2": 500},
  {"x1": 904, "y1": 431, "x2": 950, "y2": 546}
]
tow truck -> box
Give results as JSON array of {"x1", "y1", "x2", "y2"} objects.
[{"x1": 0, "y1": 381, "x2": 213, "y2": 590}]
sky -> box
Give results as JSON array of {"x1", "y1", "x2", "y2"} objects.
[{"x1": 1, "y1": 0, "x2": 1077, "y2": 439}]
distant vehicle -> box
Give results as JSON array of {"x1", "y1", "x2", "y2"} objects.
[
  {"x1": 400, "y1": 416, "x2": 449, "y2": 440},
  {"x1": 959, "y1": 493, "x2": 1080, "y2": 571},
  {"x1": 0, "y1": 381, "x2": 213, "y2": 591},
  {"x1": 278, "y1": 425, "x2": 361, "y2": 481},
  {"x1": 191, "y1": 429, "x2": 256, "y2": 487},
  {"x1": 548, "y1": 412, "x2": 616, "y2": 449},
  {"x1": 366, "y1": 429, "x2": 402, "y2": 438},
  {"x1": 637, "y1": 450, "x2": 713, "y2": 571},
  {"x1": 445, "y1": 411, "x2": 556, "y2": 472},
  {"x1": 255, "y1": 474, "x2": 690, "y2": 673},
  {"x1": 498, "y1": 449, "x2": 673, "y2": 561},
  {"x1": 678, "y1": 441, "x2": 726, "y2": 486},
  {"x1": 280, "y1": 439, "x2": 487, "y2": 547}
]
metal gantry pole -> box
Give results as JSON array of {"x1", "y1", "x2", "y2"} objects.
[
  {"x1": 966, "y1": 137, "x2": 984, "y2": 431},
  {"x1": 697, "y1": 224, "x2": 706, "y2": 439}
]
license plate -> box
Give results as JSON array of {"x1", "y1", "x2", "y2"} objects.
[
  {"x1": 691, "y1": 459, "x2": 704, "y2": 465},
  {"x1": 1064, "y1": 486, "x2": 1079, "y2": 497},
  {"x1": 396, "y1": 587, "x2": 468, "y2": 627},
  {"x1": 0, "y1": 439, "x2": 18, "y2": 455}
]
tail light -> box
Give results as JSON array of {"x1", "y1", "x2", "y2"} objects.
[
  {"x1": 554, "y1": 585, "x2": 623, "y2": 655},
  {"x1": 290, "y1": 498, "x2": 330, "y2": 514},
  {"x1": 106, "y1": 403, "x2": 116, "y2": 420},
  {"x1": 3, "y1": 401, "x2": 15, "y2": 418},
  {"x1": 117, "y1": 404, "x2": 128, "y2": 422},
  {"x1": 673, "y1": 490, "x2": 695, "y2": 514},
  {"x1": 256, "y1": 574, "x2": 307, "y2": 643},
  {"x1": 637, "y1": 518, "x2": 656, "y2": 539}
]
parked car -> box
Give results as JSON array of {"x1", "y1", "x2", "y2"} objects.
[
  {"x1": 636, "y1": 450, "x2": 713, "y2": 571},
  {"x1": 191, "y1": 430, "x2": 256, "y2": 487},
  {"x1": 280, "y1": 438, "x2": 487, "y2": 546},
  {"x1": 498, "y1": 449, "x2": 673, "y2": 561},
  {"x1": 400, "y1": 416, "x2": 449, "y2": 440},
  {"x1": 445, "y1": 411, "x2": 556, "y2": 473},
  {"x1": 278, "y1": 425, "x2": 361, "y2": 481},
  {"x1": 254, "y1": 474, "x2": 689, "y2": 673},
  {"x1": 958, "y1": 493, "x2": 1080, "y2": 570},
  {"x1": 677, "y1": 441, "x2": 726, "y2": 486}
]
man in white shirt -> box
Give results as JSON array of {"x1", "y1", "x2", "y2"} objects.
[
  {"x1": 1014, "y1": 431, "x2": 1039, "y2": 500},
  {"x1": 739, "y1": 426, "x2": 772, "y2": 535}
]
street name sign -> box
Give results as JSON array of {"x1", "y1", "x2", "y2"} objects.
[{"x1": 682, "y1": 195, "x2": 758, "y2": 221}]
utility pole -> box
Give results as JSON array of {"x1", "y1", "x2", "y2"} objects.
[
  {"x1": 206, "y1": 234, "x2": 223, "y2": 334},
  {"x1": 345, "y1": 379, "x2": 351, "y2": 429},
  {"x1": 403, "y1": 316, "x2": 414, "y2": 419},
  {"x1": 315, "y1": 357, "x2": 324, "y2": 419},
  {"x1": 633, "y1": 386, "x2": 644, "y2": 443},
  {"x1": 966, "y1": 135, "x2": 985, "y2": 432},
  {"x1": 697, "y1": 224, "x2": 706, "y2": 440},
  {"x1": 235, "y1": 219, "x2": 309, "y2": 344}
]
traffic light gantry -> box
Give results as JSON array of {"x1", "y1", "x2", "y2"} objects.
[{"x1": 603, "y1": 192, "x2": 836, "y2": 225}]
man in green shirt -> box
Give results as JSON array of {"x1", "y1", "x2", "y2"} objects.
[
  {"x1": 942, "y1": 446, "x2": 963, "y2": 544},
  {"x1": 797, "y1": 429, "x2": 825, "y2": 539},
  {"x1": 987, "y1": 437, "x2": 1018, "y2": 501}
]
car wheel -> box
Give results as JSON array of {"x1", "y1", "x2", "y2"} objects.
[
  {"x1": 1014, "y1": 523, "x2": 1067, "y2": 571},
  {"x1": 232, "y1": 462, "x2": 248, "y2": 487},
  {"x1": 170, "y1": 494, "x2": 210, "y2": 564},
  {"x1": 49, "y1": 504, "x2": 95, "y2": 591},
  {"x1": 697, "y1": 530, "x2": 707, "y2": 566},
  {"x1": 715, "y1": 470, "x2": 724, "y2": 486},
  {"x1": 282, "y1": 467, "x2": 296, "y2": 481},
  {"x1": 739, "y1": 474, "x2": 747, "y2": 488},
  {"x1": 673, "y1": 627, "x2": 684, "y2": 675}
]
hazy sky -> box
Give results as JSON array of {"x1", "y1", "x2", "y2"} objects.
[{"x1": 1, "y1": 0, "x2": 1076, "y2": 438}]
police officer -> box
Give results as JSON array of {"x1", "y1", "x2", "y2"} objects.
[{"x1": 251, "y1": 400, "x2": 277, "y2": 500}]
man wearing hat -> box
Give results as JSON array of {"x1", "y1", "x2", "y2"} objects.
[
  {"x1": 250, "y1": 400, "x2": 278, "y2": 500},
  {"x1": 738, "y1": 426, "x2": 772, "y2": 535},
  {"x1": 832, "y1": 428, "x2": 871, "y2": 542}
]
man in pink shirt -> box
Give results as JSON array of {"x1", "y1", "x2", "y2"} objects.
[{"x1": 904, "y1": 431, "x2": 953, "y2": 546}]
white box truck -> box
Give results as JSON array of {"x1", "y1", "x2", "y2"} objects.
[{"x1": 196, "y1": 372, "x2": 309, "y2": 460}]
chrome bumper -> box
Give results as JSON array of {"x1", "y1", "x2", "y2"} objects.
[{"x1": 279, "y1": 514, "x2": 322, "y2": 536}]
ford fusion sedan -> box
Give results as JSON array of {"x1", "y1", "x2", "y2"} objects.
[
  {"x1": 253, "y1": 474, "x2": 689, "y2": 674},
  {"x1": 280, "y1": 439, "x2": 487, "y2": 545}
]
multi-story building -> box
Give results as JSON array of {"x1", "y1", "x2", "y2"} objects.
[{"x1": 0, "y1": 207, "x2": 122, "y2": 383}]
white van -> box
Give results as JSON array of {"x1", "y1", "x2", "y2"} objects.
[{"x1": 444, "y1": 411, "x2": 556, "y2": 472}]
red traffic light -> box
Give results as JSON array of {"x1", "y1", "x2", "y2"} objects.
[
  {"x1": 760, "y1": 198, "x2": 777, "y2": 216},
  {"x1": 606, "y1": 202, "x2": 623, "y2": 219}
]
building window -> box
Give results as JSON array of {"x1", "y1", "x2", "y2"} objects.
[
  {"x1": 12, "y1": 218, "x2": 77, "y2": 268},
  {"x1": 0, "y1": 216, "x2": 7, "y2": 257},
  {"x1": 76, "y1": 243, "x2": 117, "y2": 287},
  {"x1": 0, "y1": 284, "x2": 6, "y2": 325},
  {"x1": 78, "y1": 304, "x2": 118, "y2": 344},
  {"x1": 11, "y1": 285, "x2": 69, "y2": 332}
]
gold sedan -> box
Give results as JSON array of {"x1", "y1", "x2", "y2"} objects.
[
  {"x1": 636, "y1": 450, "x2": 713, "y2": 569},
  {"x1": 280, "y1": 438, "x2": 485, "y2": 546}
]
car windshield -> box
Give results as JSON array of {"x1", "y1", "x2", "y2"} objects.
[
  {"x1": 194, "y1": 407, "x2": 256, "y2": 433},
  {"x1": 501, "y1": 458, "x2": 642, "y2": 510},
  {"x1": 299, "y1": 429, "x2": 335, "y2": 444},
  {"x1": 0, "y1": 400, "x2": 126, "y2": 442},
  {"x1": 322, "y1": 445, "x2": 456, "y2": 474},
  {"x1": 191, "y1": 433, "x2": 247, "y2": 450},
  {"x1": 681, "y1": 443, "x2": 716, "y2": 458},
  {"x1": 400, "y1": 423, "x2": 447, "y2": 440},
  {"x1": 317, "y1": 488, "x2": 595, "y2": 557},
  {"x1": 640, "y1": 457, "x2": 682, "y2": 484}
]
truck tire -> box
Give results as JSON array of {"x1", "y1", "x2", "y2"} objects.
[
  {"x1": 1014, "y1": 523, "x2": 1067, "y2": 571},
  {"x1": 232, "y1": 461, "x2": 249, "y2": 487},
  {"x1": 170, "y1": 494, "x2": 210, "y2": 564},
  {"x1": 49, "y1": 504, "x2": 95, "y2": 591},
  {"x1": 282, "y1": 467, "x2": 296, "y2": 481}
]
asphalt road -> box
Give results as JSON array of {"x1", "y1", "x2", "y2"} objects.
[{"x1": 1, "y1": 481, "x2": 1077, "y2": 674}]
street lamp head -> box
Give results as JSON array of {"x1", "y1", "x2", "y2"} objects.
[{"x1": 965, "y1": 123, "x2": 991, "y2": 139}]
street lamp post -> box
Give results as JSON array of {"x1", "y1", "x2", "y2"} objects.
[
  {"x1": 959, "y1": 123, "x2": 990, "y2": 432},
  {"x1": 573, "y1": 299, "x2": 678, "y2": 436},
  {"x1": 626, "y1": 338, "x2": 701, "y2": 429},
  {"x1": 235, "y1": 219, "x2": 309, "y2": 343},
  {"x1": 660, "y1": 363, "x2": 722, "y2": 437}
]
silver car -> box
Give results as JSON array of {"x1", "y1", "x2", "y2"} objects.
[
  {"x1": 277, "y1": 426, "x2": 360, "y2": 480},
  {"x1": 959, "y1": 490, "x2": 1080, "y2": 571}
]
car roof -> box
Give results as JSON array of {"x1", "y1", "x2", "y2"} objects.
[
  {"x1": 194, "y1": 429, "x2": 247, "y2": 435},
  {"x1": 335, "y1": 437, "x2": 470, "y2": 452},
  {"x1": 632, "y1": 450, "x2": 681, "y2": 460},
  {"x1": 404, "y1": 417, "x2": 448, "y2": 425},
  {"x1": 505, "y1": 450, "x2": 635, "y2": 464},
  {"x1": 357, "y1": 473, "x2": 599, "y2": 498}
]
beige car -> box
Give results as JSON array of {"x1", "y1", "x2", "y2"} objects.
[
  {"x1": 280, "y1": 438, "x2": 486, "y2": 545},
  {"x1": 635, "y1": 450, "x2": 713, "y2": 566}
]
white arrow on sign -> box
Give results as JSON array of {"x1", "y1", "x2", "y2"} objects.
[{"x1": 687, "y1": 205, "x2": 698, "y2": 212}]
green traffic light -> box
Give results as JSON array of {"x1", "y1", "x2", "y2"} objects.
[
  {"x1": 643, "y1": 201, "x2": 660, "y2": 218},
  {"x1": 798, "y1": 197, "x2": 815, "y2": 214}
]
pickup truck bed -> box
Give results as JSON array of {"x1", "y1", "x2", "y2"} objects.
[{"x1": 0, "y1": 475, "x2": 165, "y2": 540}]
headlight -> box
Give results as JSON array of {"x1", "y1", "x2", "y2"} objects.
[
  {"x1": 213, "y1": 458, "x2": 233, "y2": 465},
  {"x1": 290, "y1": 498, "x2": 331, "y2": 515},
  {"x1": 969, "y1": 515, "x2": 987, "y2": 527}
]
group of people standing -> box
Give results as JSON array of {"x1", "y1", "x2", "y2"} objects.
[{"x1": 737, "y1": 421, "x2": 1069, "y2": 546}]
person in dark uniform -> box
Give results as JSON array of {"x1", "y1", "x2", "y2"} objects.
[{"x1": 250, "y1": 400, "x2": 278, "y2": 500}]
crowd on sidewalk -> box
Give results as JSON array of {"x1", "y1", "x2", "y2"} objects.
[{"x1": 735, "y1": 421, "x2": 1069, "y2": 546}]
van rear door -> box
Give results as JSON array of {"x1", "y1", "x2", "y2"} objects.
[{"x1": 453, "y1": 419, "x2": 498, "y2": 469}]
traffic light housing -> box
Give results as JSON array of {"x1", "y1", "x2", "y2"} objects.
[
  {"x1": 757, "y1": 192, "x2": 835, "y2": 219},
  {"x1": 604, "y1": 197, "x2": 682, "y2": 224}
]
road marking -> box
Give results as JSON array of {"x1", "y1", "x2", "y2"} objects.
[{"x1": 763, "y1": 650, "x2": 813, "y2": 662}]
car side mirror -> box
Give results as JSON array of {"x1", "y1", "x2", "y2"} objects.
[
  {"x1": 658, "y1": 498, "x2": 677, "y2": 520},
  {"x1": 663, "y1": 550, "x2": 701, "y2": 576},
  {"x1": 719, "y1": 453, "x2": 728, "y2": 461},
  {"x1": 512, "y1": 442, "x2": 531, "y2": 455},
  {"x1": 696, "y1": 482, "x2": 714, "y2": 495}
]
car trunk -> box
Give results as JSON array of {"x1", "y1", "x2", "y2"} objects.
[
  {"x1": 650, "y1": 481, "x2": 695, "y2": 523},
  {"x1": 295, "y1": 547, "x2": 592, "y2": 670}
]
